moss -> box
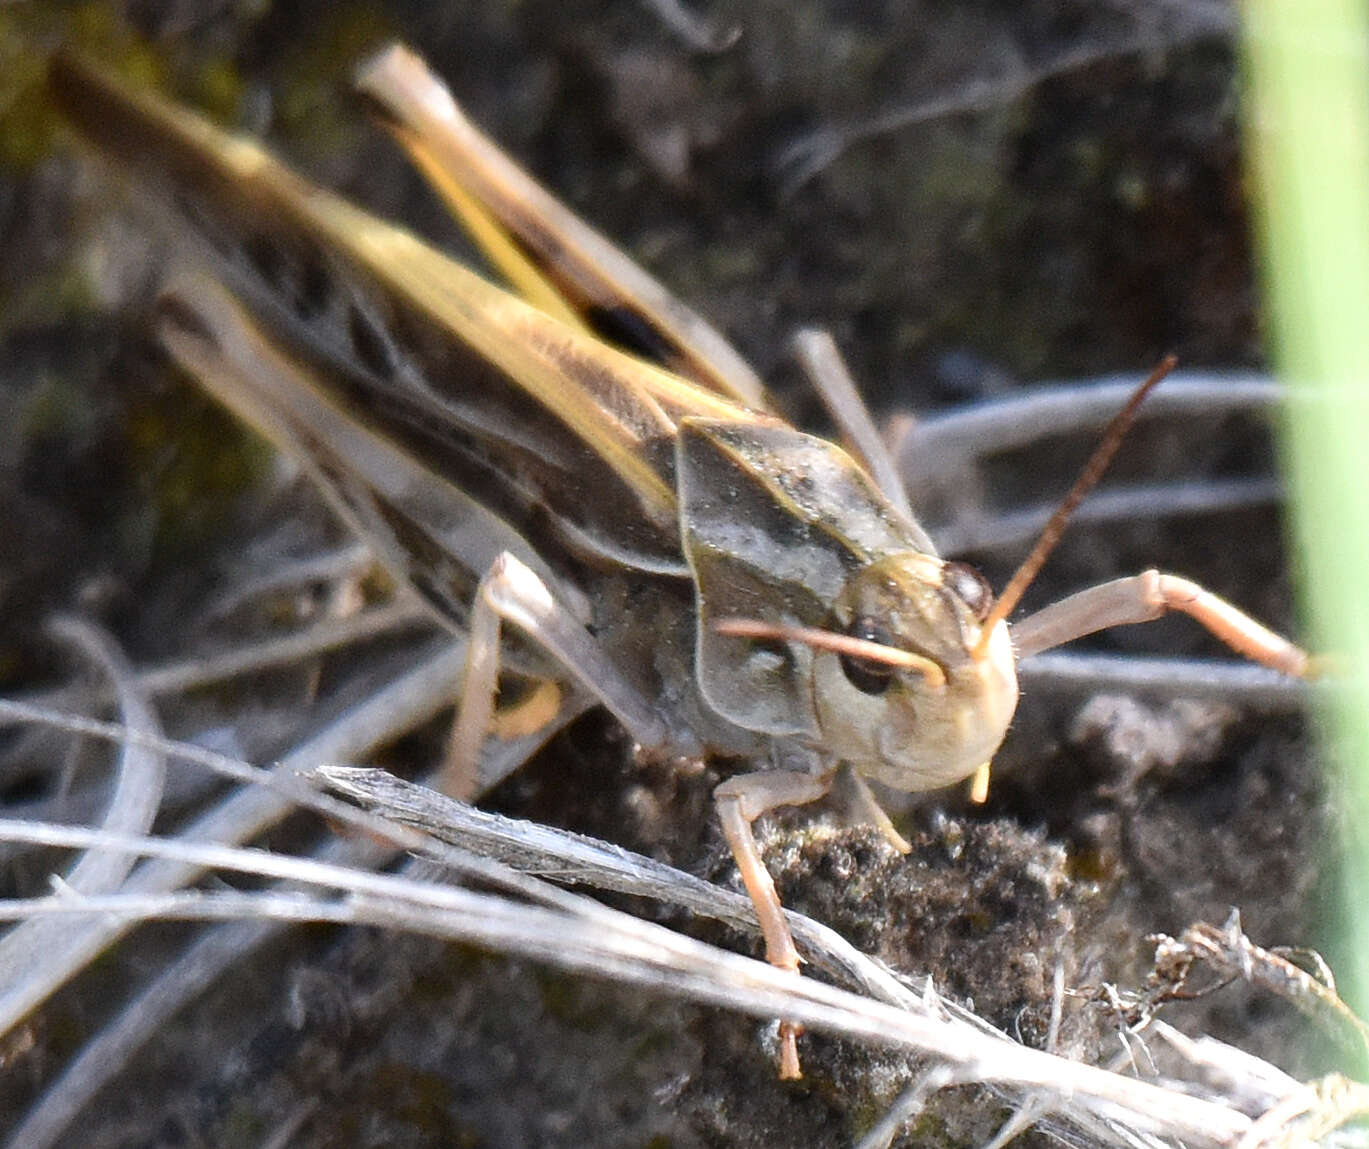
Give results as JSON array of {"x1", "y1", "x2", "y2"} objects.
[
  {"x1": 270, "y1": 4, "x2": 395, "y2": 161},
  {"x1": 191, "y1": 55, "x2": 247, "y2": 122},
  {"x1": 536, "y1": 966, "x2": 623, "y2": 1031},
  {"x1": 217, "y1": 1096, "x2": 269, "y2": 1147},
  {"x1": 0, "y1": 3, "x2": 172, "y2": 172},
  {"x1": 124, "y1": 383, "x2": 275, "y2": 561}
]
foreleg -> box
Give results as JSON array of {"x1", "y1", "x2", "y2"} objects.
[
  {"x1": 1011, "y1": 569, "x2": 1311, "y2": 676},
  {"x1": 714, "y1": 768, "x2": 836, "y2": 1079}
]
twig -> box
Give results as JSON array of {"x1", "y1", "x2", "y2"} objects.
[
  {"x1": 777, "y1": 13, "x2": 1233, "y2": 193},
  {"x1": 932, "y1": 478, "x2": 1282, "y2": 556},
  {"x1": 1016, "y1": 652, "x2": 1310, "y2": 712},
  {"x1": 897, "y1": 373, "x2": 1281, "y2": 485}
]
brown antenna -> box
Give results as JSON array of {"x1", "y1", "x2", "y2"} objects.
[
  {"x1": 972, "y1": 355, "x2": 1179, "y2": 659},
  {"x1": 713, "y1": 618, "x2": 946, "y2": 687}
]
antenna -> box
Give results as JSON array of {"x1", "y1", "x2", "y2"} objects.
[
  {"x1": 971, "y1": 355, "x2": 1179, "y2": 659},
  {"x1": 713, "y1": 618, "x2": 946, "y2": 687}
]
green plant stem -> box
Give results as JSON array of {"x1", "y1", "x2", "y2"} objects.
[{"x1": 1241, "y1": 0, "x2": 1369, "y2": 1041}]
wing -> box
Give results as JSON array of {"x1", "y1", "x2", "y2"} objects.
[
  {"x1": 354, "y1": 44, "x2": 768, "y2": 409},
  {"x1": 154, "y1": 271, "x2": 582, "y2": 636},
  {"x1": 49, "y1": 51, "x2": 773, "y2": 581}
]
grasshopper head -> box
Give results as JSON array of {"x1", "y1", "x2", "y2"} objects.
[{"x1": 811, "y1": 552, "x2": 1018, "y2": 792}]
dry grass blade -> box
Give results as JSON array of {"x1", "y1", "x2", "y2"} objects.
[
  {"x1": 851, "y1": 1065, "x2": 961, "y2": 1149},
  {"x1": 0, "y1": 817, "x2": 1274, "y2": 1149},
  {"x1": 0, "y1": 618, "x2": 166, "y2": 1037},
  {"x1": 315, "y1": 768, "x2": 1365, "y2": 1149},
  {"x1": 0, "y1": 644, "x2": 586, "y2": 1149},
  {"x1": 317, "y1": 765, "x2": 923, "y2": 1008},
  {"x1": 40, "y1": 618, "x2": 167, "y2": 885},
  {"x1": 201, "y1": 542, "x2": 375, "y2": 622},
  {"x1": 0, "y1": 642, "x2": 469, "y2": 1038},
  {"x1": 1149, "y1": 915, "x2": 1369, "y2": 1065},
  {"x1": 14, "y1": 601, "x2": 431, "y2": 717},
  {"x1": 0, "y1": 696, "x2": 1347, "y2": 1148},
  {"x1": 638, "y1": 0, "x2": 740, "y2": 52},
  {"x1": 1, "y1": 838, "x2": 391, "y2": 1149}
]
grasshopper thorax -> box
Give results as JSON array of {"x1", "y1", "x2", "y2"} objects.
[{"x1": 811, "y1": 552, "x2": 1018, "y2": 793}]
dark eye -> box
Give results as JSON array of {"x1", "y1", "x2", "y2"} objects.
[
  {"x1": 944, "y1": 561, "x2": 994, "y2": 622},
  {"x1": 839, "y1": 616, "x2": 897, "y2": 696}
]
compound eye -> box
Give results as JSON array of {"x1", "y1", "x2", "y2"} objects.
[
  {"x1": 944, "y1": 561, "x2": 995, "y2": 622},
  {"x1": 839, "y1": 616, "x2": 897, "y2": 696}
]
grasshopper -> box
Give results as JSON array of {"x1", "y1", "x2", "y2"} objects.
[{"x1": 49, "y1": 46, "x2": 1311, "y2": 1078}]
